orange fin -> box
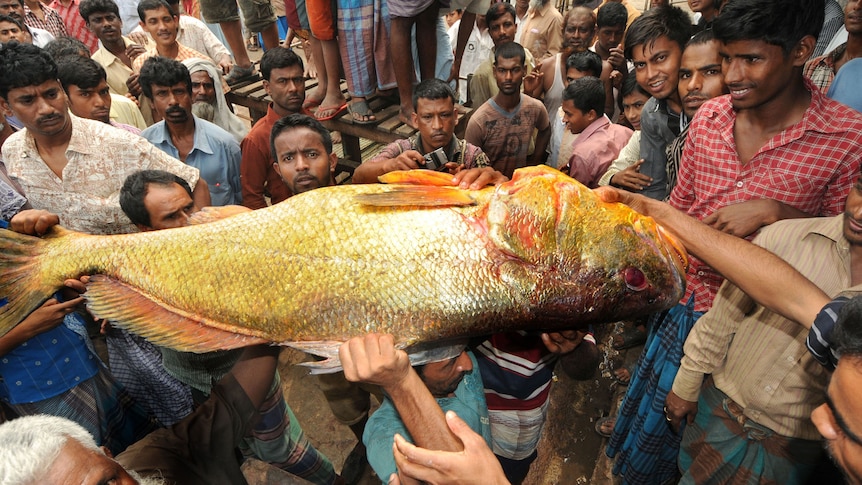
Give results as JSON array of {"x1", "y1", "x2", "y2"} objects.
[
  {"x1": 355, "y1": 186, "x2": 476, "y2": 207},
  {"x1": 85, "y1": 275, "x2": 268, "y2": 352},
  {"x1": 189, "y1": 205, "x2": 252, "y2": 225},
  {"x1": 379, "y1": 169, "x2": 457, "y2": 186},
  {"x1": 286, "y1": 341, "x2": 345, "y2": 374},
  {"x1": 0, "y1": 228, "x2": 56, "y2": 337}
]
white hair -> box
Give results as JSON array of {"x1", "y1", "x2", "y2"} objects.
[{"x1": 0, "y1": 415, "x2": 99, "y2": 485}]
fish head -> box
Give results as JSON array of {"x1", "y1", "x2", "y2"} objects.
[{"x1": 486, "y1": 166, "x2": 687, "y2": 328}]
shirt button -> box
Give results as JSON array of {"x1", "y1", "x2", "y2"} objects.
[
  {"x1": 786, "y1": 355, "x2": 795, "y2": 363},
  {"x1": 697, "y1": 271, "x2": 704, "y2": 276},
  {"x1": 765, "y1": 385, "x2": 773, "y2": 393},
  {"x1": 736, "y1": 181, "x2": 744, "y2": 188}
]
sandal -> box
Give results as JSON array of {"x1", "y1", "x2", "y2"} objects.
[
  {"x1": 612, "y1": 361, "x2": 636, "y2": 386},
  {"x1": 612, "y1": 323, "x2": 647, "y2": 350},
  {"x1": 595, "y1": 416, "x2": 615, "y2": 438},
  {"x1": 347, "y1": 99, "x2": 377, "y2": 125}
]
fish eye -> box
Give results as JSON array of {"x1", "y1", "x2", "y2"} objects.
[{"x1": 623, "y1": 267, "x2": 648, "y2": 292}]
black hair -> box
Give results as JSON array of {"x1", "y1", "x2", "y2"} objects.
[
  {"x1": 138, "y1": 55, "x2": 191, "y2": 100},
  {"x1": 596, "y1": 1, "x2": 627, "y2": 30},
  {"x1": 623, "y1": 5, "x2": 692, "y2": 60},
  {"x1": 269, "y1": 113, "x2": 333, "y2": 163},
  {"x1": 565, "y1": 50, "x2": 602, "y2": 78},
  {"x1": 412, "y1": 78, "x2": 455, "y2": 111},
  {"x1": 79, "y1": 0, "x2": 120, "y2": 23},
  {"x1": 259, "y1": 46, "x2": 304, "y2": 82},
  {"x1": 619, "y1": 69, "x2": 649, "y2": 99},
  {"x1": 687, "y1": 27, "x2": 716, "y2": 48},
  {"x1": 0, "y1": 41, "x2": 58, "y2": 100},
  {"x1": 712, "y1": 0, "x2": 824, "y2": 56},
  {"x1": 56, "y1": 55, "x2": 107, "y2": 93},
  {"x1": 485, "y1": 2, "x2": 515, "y2": 27},
  {"x1": 0, "y1": 14, "x2": 22, "y2": 29},
  {"x1": 563, "y1": 76, "x2": 605, "y2": 117},
  {"x1": 494, "y1": 41, "x2": 526, "y2": 66},
  {"x1": 120, "y1": 170, "x2": 192, "y2": 227},
  {"x1": 137, "y1": 0, "x2": 173, "y2": 22},
  {"x1": 43, "y1": 36, "x2": 90, "y2": 60},
  {"x1": 834, "y1": 296, "x2": 862, "y2": 359}
]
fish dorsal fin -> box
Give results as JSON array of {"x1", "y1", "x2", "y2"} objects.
[
  {"x1": 355, "y1": 186, "x2": 476, "y2": 207},
  {"x1": 378, "y1": 169, "x2": 457, "y2": 186},
  {"x1": 85, "y1": 275, "x2": 268, "y2": 352},
  {"x1": 188, "y1": 205, "x2": 253, "y2": 225}
]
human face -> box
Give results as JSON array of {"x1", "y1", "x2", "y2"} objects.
[
  {"x1": 596, "y1": 24, "x2": 624, "y2": 52},
  {"x1": 67, "y1": 80, "x2": 112, "y2": 123},
  {"x1": 272, "y1": 126, "x2": 336, "y2": 195},
  {"x1": 631, "y1": 35, "x2": 683, "y2": 102},
  {"x1": 149, "y1": 82, "x2": 191, "y2": 125},
  {"x1": 263, "y1": 64, "x2": 305, "y2": 115},
  {"x1": 0, "y1": 79, "x2": 69, "y2": 137},
  {"x1": 561, "y1": 98, "x2": 595, "y2": 134},
  {"x1": 0, "y1": 19, "x2": 24, "y2": 42},
  {"x1": 41, "y1": 438, "x2": 140, "y2": 485},
  {"x1": 843, "y1": 179, "x2": 862, "y2": 247},
  {"x1": 687, "y1": 0, "x2": 716, "y2": 13},
  {"x1": 139, "y1": 6, "x2": 177, "y2": 48},
  {"x1": 811, "y1": 356, "x2": 862, "y2": 485},
  {"x1": 85, "y1": 10, "x2": 122, "y2": 43},
  {"x1": 190, "y1": 71, "x2": 215, "y2": 105},
  {"x1": 488, "y1": 12, "x2": 517, "y2": 47},
  {"x1": 847, "y1": 0, "x2": 862, "y2": 36},
  {"x1": 0, "y1": 0, "x2": 23, "y2": 20},
  {"x1": 650, "y1": 0, "x2": 669, "y2": 7},
  {"x1": 419, "y1": 351, "x2": 473, "y2": 398},
  {"x1": 494, "y1": 56, "x2": 525, "y2": 95},
  {"x1": 412, "y1": 97, "x2": 456, "y2": 151},
  {"x1": 565, "y1": 67, "x2": 589, "y2": 86},
  {"x1": 621, "y1": 91, "x2": 649, "y2": 131},
  {"x1": 719, "y1": 39, "x2": 805, "y2": 112},
  {"x1": 678, "y1": 40, "x2": 725, "y2": 119},
  {"x1": 563, "y1": 12, "x2": 595, "y2": 54},
  {"x1": 141, "y1": 182, "x2": 194, "y2": 230}
]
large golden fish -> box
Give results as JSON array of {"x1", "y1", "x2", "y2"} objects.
[{"x1": 0, "y1": 166, "x2": 686, "y2": 368}]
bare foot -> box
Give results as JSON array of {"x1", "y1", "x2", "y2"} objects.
[
  {"x1": 613, "y1": 367, "x2": 631, "y2": 385},
  {"x1": 399, "y1": 106, "x2": 416, "y2": 130}
]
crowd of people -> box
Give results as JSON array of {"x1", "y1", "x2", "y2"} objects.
[{"x1": 1, "y1": 0, "x2": 862, "y2": 484}]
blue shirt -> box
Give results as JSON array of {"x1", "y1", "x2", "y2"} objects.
[
  {"x1": 364, "y1": 352, "x2": 491, "y2": 482},
  {"x1": 142, "y1": 117, "x2": 242, "y2": 206}
]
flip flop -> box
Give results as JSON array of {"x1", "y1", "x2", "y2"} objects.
[
  {"x1": 314, "y1": 101, "x2": 348, "y2": 121},
  {"x1": 347, "y1": 99, "x2": 377, "y2": 125},
  {"x1": 595, "y1": 416, "x2": 615, "y2": 438}
]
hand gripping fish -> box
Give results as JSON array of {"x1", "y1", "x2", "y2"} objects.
[{"x1": 0, "y1": 166, "x2": 687, "y2": 372}]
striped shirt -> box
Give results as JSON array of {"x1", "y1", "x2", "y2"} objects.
[
  {"x1": 668, "y1": 79, "x2": 862, "y2": 312},
  {"x1": 50, "y1": 0, "x2": 99, "y2": 53},
  {"x1": 673, "y1": 215, "x2": 852, "y2": 440},
  {"x1": 22, "y1": 3, "x2": 68, "y2": 38}
]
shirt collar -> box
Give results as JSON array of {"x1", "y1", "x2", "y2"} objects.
[{"x1": 149, "y1": 116, "x2": 213, "y2": 155}]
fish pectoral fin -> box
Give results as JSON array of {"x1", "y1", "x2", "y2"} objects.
[
  {"x1": 85, "y1": 275, "x2": 268, "y2": 352},
  {"x1": 188, "y1": 205, "x2": 253, "y2": 225},
  {"x1": 378, "y1": 169, "x2": 457, "y2": 186},
  {"x1": 285, "y1": 341, "x2": 345, "y2": 374},
  {"x1": 355, "y1": 186, "x2": 475, "y2": 207}
]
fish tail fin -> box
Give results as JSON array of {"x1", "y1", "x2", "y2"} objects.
[{"x1": 0, "y1": 228, "x2": 56, "y2": 337}]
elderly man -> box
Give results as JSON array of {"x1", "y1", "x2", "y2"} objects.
[
  {"x1": 182, "y1": 57, "x2": 247, "y2": 144},
  {"x1": 139, "y1": 56, "x2": 241, "y2": 206},
  {"x1": 352, "y1": 78, "x2": 505, "y2": 189}
]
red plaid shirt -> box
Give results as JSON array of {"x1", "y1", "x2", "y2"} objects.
[
  {"x1": 23, "y1": 3, "x2": 68, "y2": 39},
  {"x1": 669, "y1": 79, "x2": 862, "y2": 312},
  {"x1": 50, "y1": 0, "x2": 99, "y2": 53}
]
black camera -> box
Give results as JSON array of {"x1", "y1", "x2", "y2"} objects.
[{"x1": 423, "y1": 147, "x2": 449, "y2": 171}]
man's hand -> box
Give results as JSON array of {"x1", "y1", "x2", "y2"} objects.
[
  {"x1": 608, "y1": 45, "x2": 626, "y2": 71},
  {"x1": 126, "y1": 73, "x2": 142, "y2": 98},
  {"x1": 609, "y1": 159, "x2": 652, "y2": 191},
  {"x1": 451, "y1": 167, "x2": 508, "y2": 190},
  {"x1": 340, "y1": 334, "x2": 412, "y2": 390},
  {"x1": 218, "y1": 55, "x2": 233, "y2": 74},
  {"x1": 389, "y1": 411, "x2": 511, "y2": 485},
  {"x1": 522, "y1": 70, "x2": 544, "y2": 98},
  {"x1": 665, "y1": 390, "x2": 697, "y2": 434},
  {"x1": 702, "y1": 199, "x2": 780, "y2": 238},
  {"x1": 125, "y1": 42, "x2": 146, "y2": 60},
  {"x1": 385, "y1": 150, "x2": 426, "y2": 174},
  {"x1": 10, "y1": 209, "x2": 60, "y2": 235},
  {"x1": 127, "y1": 31, "x2": 149, "y2": 46},
  {"x1": 21, "y1": 297, "x2": 85, "y2": 336},
  {"x1": 541, "y1": 330, "x2": 585, "y2": 355}
]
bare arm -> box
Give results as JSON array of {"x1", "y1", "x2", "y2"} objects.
[
  {"x1": 531, "y1": 125, "x2": 551, "y2": 166},
  {"x1": 594, "y1": 187, "x2": 830, "y2": 328},
  {"x1": 352, "y1": 150, "x2": 425, "y2": 184},
  {"x1": 191, "y1": 178, "x2": 212, "y2": 211}
]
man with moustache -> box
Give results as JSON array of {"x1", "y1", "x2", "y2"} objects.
[
  {"x1": 0, "y1": 0, "x2": 53, "y2": 45},
  {"x1": 139, "y1": 56, "x2": 241, "y2": 207},
  {"x1": 469, "y1": 2, "x2": 536, "y2": 109},
  {"x1": 518, "y1": 0, "x2": 562, "y2": 62},
  {"x1": 466, "y1": 42, "x2": 550, "y2": 178}
]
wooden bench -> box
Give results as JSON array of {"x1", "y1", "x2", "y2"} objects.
[{"x1": 225, "y1": 77, "x2": 473, "y2": 163}]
